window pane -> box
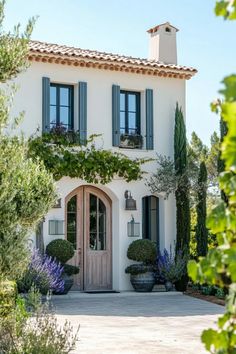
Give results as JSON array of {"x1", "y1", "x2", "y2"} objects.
[
  {"x1": 60, "y1": 87, "x2": 69, "y2": 106},
  {"x1": 151, "y1": 196, "x2": 157, "y2": 209},
  {"x1": 50, "y1": 86, "x2": 56, "y2": 105},
  {"x1": 60, "y1": 107, "x2": 69, "y2": 126},
  {"x1": 50, "y1": 106, "x2": 57, "y2": 125},
  {"x1": 128, "y1": 112, "x2": 137, "y2": 134},
  {"x1": 120, "y1": 93, "x2": 125, "y2": 111},
  {"x1": 128, "y1": 94, "x2": 136, "y2": 112},
  {"x1": 120, "y1": 111, "x2": 125, "y2": 132},
  {"x1": 89, "y1": 194, "x2": 106, "y2": 251},
  {"x1": 90, "y1": 194, "x2": 97, "y2": 235},
  {"x1": 98, "y1": 199, "x2": 106, "y2": 250},
  {"x1": 67, "y1": 196, "x2": 77, "y2": 249}
]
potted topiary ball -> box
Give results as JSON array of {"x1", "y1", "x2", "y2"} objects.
[
  {"x1": 125, "y1": 239, "x2": 157, "y2": 292},
  {"x1": 46, "y1": 239, "x2": 80, "y2": 294}
]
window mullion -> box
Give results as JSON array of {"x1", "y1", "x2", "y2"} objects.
[
  {"x1": 125, "y1": 93, "x2": 128, "y2": 134},
  {"x1": 56, "y1": 86, "x2": 60, "y2": 125}
]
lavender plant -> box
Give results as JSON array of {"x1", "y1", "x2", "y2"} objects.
[
  {"x1": 157, "y1": 247, "x2": 186, "y2": 284},
  {"x1": 18, "y1": 249, "x2": 64, "y2": 295}
]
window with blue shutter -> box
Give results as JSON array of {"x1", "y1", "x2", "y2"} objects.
[
  {"x1": 146, "y1": 89, "x2": 154, "y2": 150},
  {"x1": 49, "y1": 84, "x2": 74, "y2": 130},
  {"x1": 42, "y1": 77, "x2": 50, "y2": 132},
  {"x1": 78, "y1": 81, "x2": 87, "y2": 143},
  {"x1": 112, "y1": 85, "x2": 120, "y2": 146}
]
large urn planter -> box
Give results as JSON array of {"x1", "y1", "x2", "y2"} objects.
[
  {"x1": 130, "y1": 271, "x2": 155, "y2": 292},
  {"x1": 125, "y1": 239, "x2": 157, "y2": 292}
]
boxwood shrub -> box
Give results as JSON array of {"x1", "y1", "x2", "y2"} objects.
[
  {"x1": 46, "y1": 239, "x2": 74, "y2": 264},
  {"x1": 127, "y1": 239, "x2": 157, "y2": 265}
]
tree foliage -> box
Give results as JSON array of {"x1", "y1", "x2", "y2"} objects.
[
  {"x1": 188, "y1": 7, "x2": 236, "y2": 347},
  {"x1": 195, "y1": 161, "x2": 208, "y2": 257},
  {"x1": 0, "y1": 0, "x2": 36, "y2": 83},
  {"x1": 28, "y1": 132, "x2": 147, "y2": 184},
  {"x1": 174, "y1": 104, "x2": 190, "y2": 254},
  {"x1": 0, "y1": 1, "x2": 56, "y2": 282}
]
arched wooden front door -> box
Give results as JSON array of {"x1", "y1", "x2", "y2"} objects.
[{"x1": 66, "y1": 186, "x2": 112, "y2": 291}]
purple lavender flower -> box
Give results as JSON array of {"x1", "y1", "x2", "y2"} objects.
[
  {"x1": 157, "y1": 247, "x2": 186, "y2": 283},
  {"x1": 18, "y1": 249, "x2": 64, "y2": 294}
]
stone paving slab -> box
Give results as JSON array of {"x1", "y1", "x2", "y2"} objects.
[{"x1": 52, "y1": 292, "x2": 224, "y2": 354}]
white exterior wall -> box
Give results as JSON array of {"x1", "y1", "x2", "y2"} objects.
[{"x1": 11, "y1": 61, "x2": 186, "y2": 291}]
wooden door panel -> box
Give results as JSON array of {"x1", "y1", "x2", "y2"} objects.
[
  {"x1": 66, "y1": 186, "x2": 112, "y2": 291},
  {"x1": 65, "y1": 188, "x2": 83, "y2": 290},
  {"x1": 84, "y1": 186, "x2": 112, "y2": 291},
  {"x1": 85, "y1": 251, "x2": 111, "y2": 290}
]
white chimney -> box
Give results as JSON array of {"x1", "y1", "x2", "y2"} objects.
[{"x1": 147, "y1": 22, "x2": 178, "y2": 64}]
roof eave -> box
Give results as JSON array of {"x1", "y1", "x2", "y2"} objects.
[{"x1": 28, "y1": 51, "x2": 197, "y2": 80}]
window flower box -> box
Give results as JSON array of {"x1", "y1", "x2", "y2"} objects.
[{"x1": 119, "y1": 134, "x2": 143, "y2": 149}]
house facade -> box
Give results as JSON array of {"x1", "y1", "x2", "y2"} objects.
[{"x1": 11, "y1": 22, "x2": 196, "y2": 291}]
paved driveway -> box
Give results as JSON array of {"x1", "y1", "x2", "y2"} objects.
[{"x1": 52, "y1": 292, "x2": 224, "y2": 354}]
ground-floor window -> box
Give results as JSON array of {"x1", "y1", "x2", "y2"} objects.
[{"x1": 142, "y1": 196, "x2": 159, "y2": 251}]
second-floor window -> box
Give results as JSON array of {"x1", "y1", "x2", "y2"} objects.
[
  {"x1": 120, "y1": 91, "x2": 140, "y2": 135},
  {"x1": 50, "y1": 84, "x2": 74, "y2": 130}
]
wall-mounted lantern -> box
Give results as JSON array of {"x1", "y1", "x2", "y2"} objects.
[
  {"x1": 124, "y1": 190, "x2": 137, "y2": 210},
  {"x1": 49, "y1": 220, "x2": 64, "y2": 235},
  {"x1": 53, "y1": 198, "x2": 62, "y2": 208},
  {"x1": 127, "y1": 215, "x2": 140, "y2": 237}
]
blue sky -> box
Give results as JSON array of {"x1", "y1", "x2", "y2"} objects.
[{"x1": 4, "y1": 0, "x2": 236, "y2": 145}]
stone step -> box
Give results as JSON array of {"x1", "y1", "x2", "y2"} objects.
[{"x1": 152, "y1": 284, "x2": 166, "y2": 292}]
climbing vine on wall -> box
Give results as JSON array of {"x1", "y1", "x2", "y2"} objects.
[{"x1": 28, "y1": 131, "x2": 149, "y2": 184}]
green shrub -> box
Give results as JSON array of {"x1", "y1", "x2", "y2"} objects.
[
  {"x1": 125, "y1": 264, "x2": 153, "y2": 275},
  {"x1": 215, "y1": 287, "x2": 225, "y2": 299},
  {"x1": 201, "y1": 285, "x2": 217, "y2": 296},
  {"x1": 127, "y1": 239, "x2": 157, "y2": 264},
  {"x1": 46, "y1": 239, "x2": 74, "y2": 264},
  {"x1": 0, "y1": 290, "x2": 79, "y2": 353},
  {"x1": 0, "y1": 280, "x2": 16, "y2": 318},
  {"x1": 63, "y1": 264, "x2": 80, "y2": 276}
]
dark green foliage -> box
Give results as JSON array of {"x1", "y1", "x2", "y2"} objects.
[
  {"x1": 28, "y1": 132, "x2": 149, "y2": 184},
  {"x1": 196, "y1": 161, "x2": 208, "y2": 257},
  {"x1": 174, "y1": 104, "x2": 190, "y2": 291},
  {"x1": 174, "y1": 104, "x2": 187, "y2": 176},
  {"x1": 174, "y1": 104, "x2": 190, "y2": 253},
  {"x1": 63, "y1": 264, "x2": 80, "y2": 276},
  {"x1": 125, "y1": 264, "x2": 152, "y2": 275},
  {"x1": 126, "y1": 239, "x2": 157, "y2": 265},
  {"x1": 218, "y1": 118, "x2": 228, "y2": 203},
  {"x1": 46, "y1": 239, "x2": 74, "y2": 264}
]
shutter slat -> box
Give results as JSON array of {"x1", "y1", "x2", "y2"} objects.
[
  {"x1": 112, "y1": 85, "x2": 120, "y2": 146},
  {"x1": 78, "y1": 82, "x2": 87, "y2": 144},
  {"x1": 42, "y1": 77, "x2": 50, "y2": 132},
  {"x1": 146, "y1": 89, "x2": 154, "y2": 150}
]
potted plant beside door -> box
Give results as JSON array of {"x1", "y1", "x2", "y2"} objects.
[
  {"x1": 125, "y1": 239, "x2": 157, "y2": 292},
  {"x1": 46, "y1": 239, "x2": 80, "y2": 294}
]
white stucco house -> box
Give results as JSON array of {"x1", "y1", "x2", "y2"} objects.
[{"x1": 11, "y1": 22, "x2": 196, "y2": 291}]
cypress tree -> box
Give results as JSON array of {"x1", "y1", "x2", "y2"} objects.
[
  {"x1": 174, "y1": 104, "x2": 190, "y2": 291},
  {"x1": 196, "y1": 161, "x2": 208, "y2": 257},
  {"x1": 218, "y1": 118, "x2": 228, "y2": 203},
  {"x1": 174, "y1": 104, "x2": 190, "y2": 252}
]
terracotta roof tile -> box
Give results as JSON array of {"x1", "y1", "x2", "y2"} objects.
[{"x1": 29, "y1": 40, "x2": 197, "y2": 77}]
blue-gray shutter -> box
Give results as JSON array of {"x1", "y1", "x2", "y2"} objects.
[
  {"x1": 42, "y1": 77, "x2": 50, "y2": 132},
  {"x1": 146, "y1": 89, "x2": 154, "y2": 150},
  {"x1": 78, "y1": 81, "x2": 87, "y2": 144},
  {"x1": 112, "y1": 84, "x2": 120, "y2": 146}
]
